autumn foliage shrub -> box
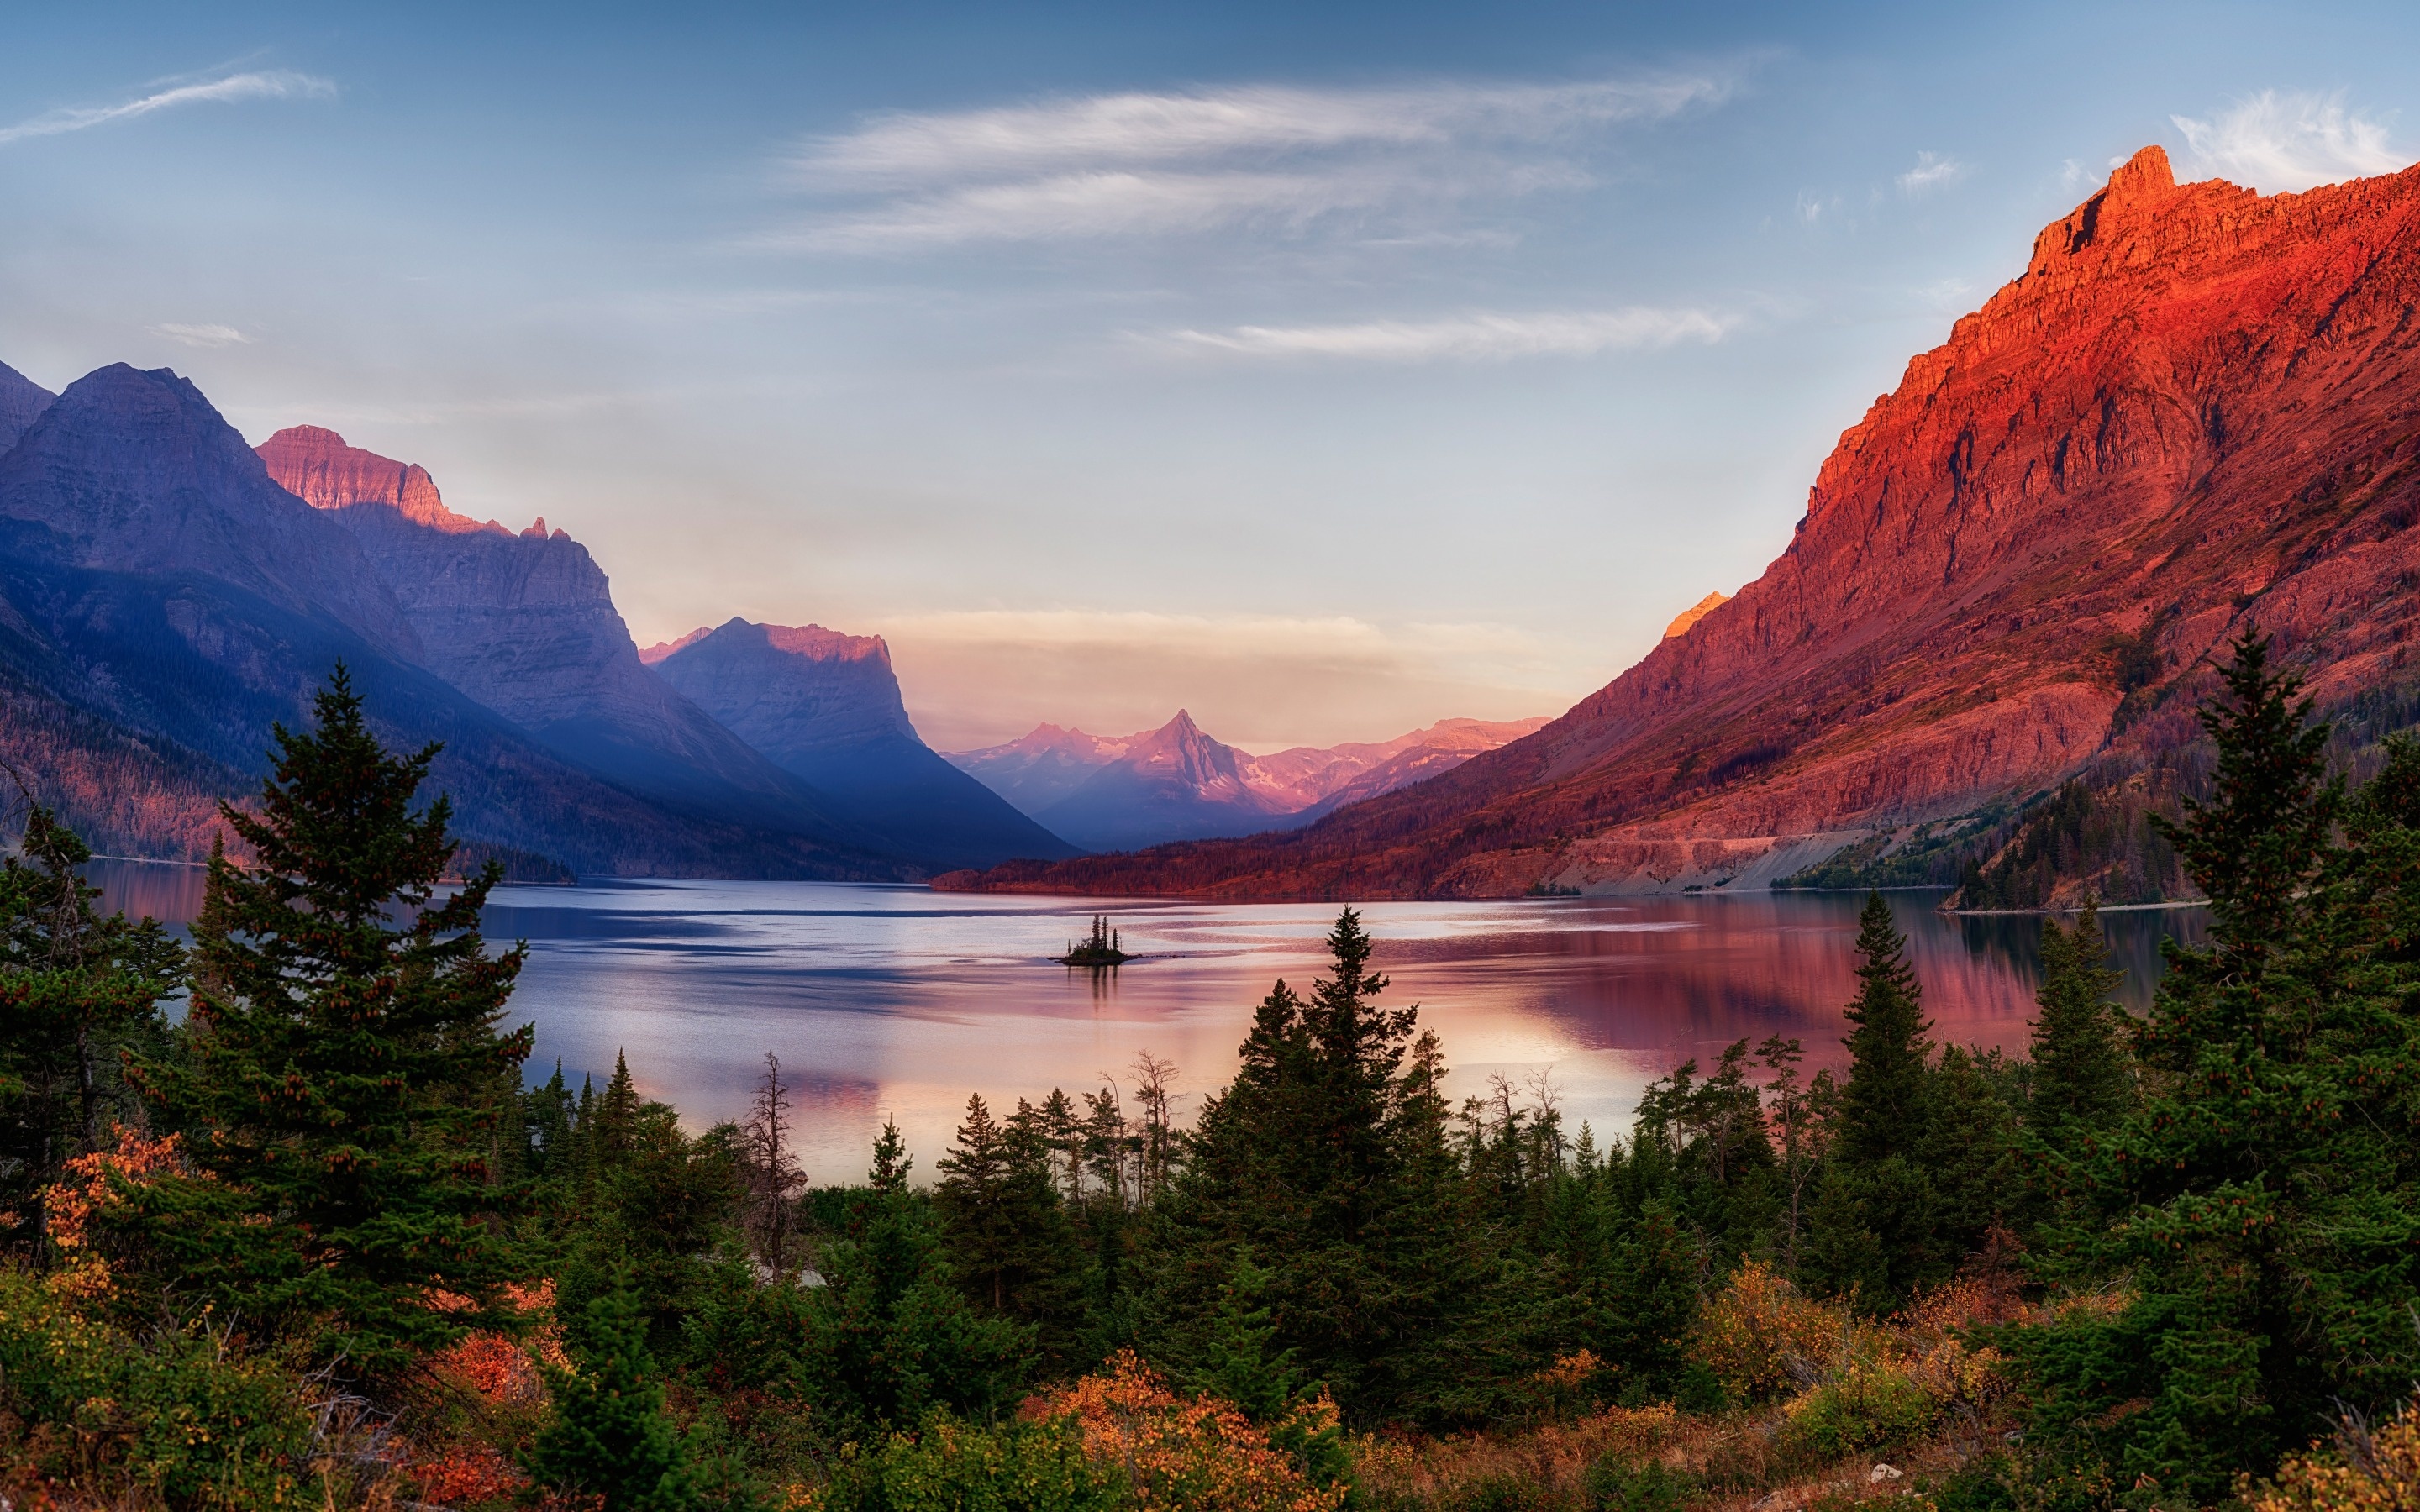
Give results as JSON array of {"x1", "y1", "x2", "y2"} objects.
[
  {"x1": 1023, "y1": 1350, "x2": 1347, "y2": 1512},
  {"x1": 2246, "y1": 1404, "x2": 2420, "y2": 1512},
  {"x1": 0, "y1": 1263, "x2": 318, "y2": 1509},
  {"x1": 1692, "y1": 1262, "x2": 1845, "y2": 1405}
]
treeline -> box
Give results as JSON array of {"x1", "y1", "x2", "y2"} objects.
[{"x1": 3, "y1": 637, "x2": 2418, "y2": 1510}]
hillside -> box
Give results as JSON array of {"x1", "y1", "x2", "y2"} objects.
[{"x1": 939, "y1": 146, "x2": 2420, "y2": 900}]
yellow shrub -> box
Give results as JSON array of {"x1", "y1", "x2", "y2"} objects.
[
  {"x1": 1694, "y1": 1261, "x2": 1849, "y2": 1404},
  {"x1": 2248, "y1": 1407, "x2": 2420, "y2": 1512}
]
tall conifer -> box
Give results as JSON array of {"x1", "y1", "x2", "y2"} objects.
[
  {"x1": 2028, "y1": 900, "x2": 2135, "y2": 1142},
  {"x1": 2015, "y1": 633, "x2": 2420, "y2": 1497},
  {"x1": 126, "y1": 667, "x2": 532, "y2": 1373},
  {"x1": 1835, "y1": 892, "x2": 1932, "y2": 1163}
]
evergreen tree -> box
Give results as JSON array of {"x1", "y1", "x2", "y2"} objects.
[
  {"x1": 1803, "y1": 894, "x2": 1940, "y2": 1310},
  {"x1": 1150, "y1": 911, "x2": 1490, "y2": 1423},
  {"x1": 1834, "y1": 892, "x2": 1932, "y2": 1164},
  {"x1": 124, "y1": 667, "x2": 532, "y2": 1372},
  {"x1": 0, "y1": 804, "x2": 182, "y2": 1245},
  {"x1": 935, "y1": 1093, "x2": 1080, "y2": 1329},
  {"x1": 2028, "y1": 900, "x2": 2135, "y2": 1145},
  {"x1": 2013, "y1": 633, "x2": 2420, "y2": 1499},
  {"x1": 805, "y1": 1134, "x2": 1031, "y2": 1436},
  {"x1": 526, "y1": 1269, "x2": 701, "y2": 1512}
]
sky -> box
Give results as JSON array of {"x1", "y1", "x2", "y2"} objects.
[{"x1": 3, "y1": 1, "x2": 2417, "y2": 752}]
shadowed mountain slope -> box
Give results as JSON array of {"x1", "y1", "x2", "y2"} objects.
[
  {"x1": 0, "y1": 365, "x2": 899, "y2": 879},
  {"x1": 643, "y1": 617, "x2": 1079, "y2": 869},
  {"x1": 255, "y1": 426, "x2": 871, "y2": 848},
  {"x1": 939, "y1": 147, "x2": 2420, "y2": 900},
  {"x1": 0, "y1": 361, "x2": 53, "y2": 454}
]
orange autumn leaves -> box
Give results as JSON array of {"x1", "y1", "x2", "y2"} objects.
[{"x1": 1023, "y1": 1352, "x2": 1345, "y2": 1512}]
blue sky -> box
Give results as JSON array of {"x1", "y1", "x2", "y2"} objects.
[{"x1": 3, "y1": 1, "x2": 2416, "y2": 749}]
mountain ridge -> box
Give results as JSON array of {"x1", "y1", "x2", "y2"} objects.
[
  {"x1": 948, "y1": 711, "x2": 1550, "y2": 852},
  {"x1": 936, "y1": 145, "x2": 2420, "y2": 900}
]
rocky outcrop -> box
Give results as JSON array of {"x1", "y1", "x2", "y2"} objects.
[
  {"x1": 255, "y1": 427, "x2": 866, "y2": 848},
  {"x1": 646, "y1": 618, "x2": 1077, "y2": 869},
  {"x1": 0, "y1": 361, "x2": 53, "y2": 454},
  {"x1": 1663, "y1": 592, "x2": 1728, "y2": 639},
  {"x1": 939, "y1": 146, "x2": 2420, "y2": 899}
]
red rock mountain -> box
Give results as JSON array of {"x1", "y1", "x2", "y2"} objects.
[{"x1": 940, "y1": 146, "x2": 2420, "y2": 899}]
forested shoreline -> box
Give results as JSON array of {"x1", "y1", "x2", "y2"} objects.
[{"x1": 3, "y1": 634, "x2": 2417, "y2": 1510}]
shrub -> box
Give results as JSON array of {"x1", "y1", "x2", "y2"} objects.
[
  {"x1": 1692, "y1": 1261, "x2": 1847, "y2": 1404},
  {"x1": 1026, "y1": 1350, "x2": 1349, "y2": 1512},
  {"x1": 0, "y1": 1263, "x2": 319, "y2": 1508},
  {"x1": 2245, "y1": 1404, "x2": 2420, "y2": 1512},
  {"x1": 827, "y1": 1415, "x2": 1120, "y2": 1512},
  {"x1": 1776, "y1": 1354, "x2": 1938, "y2": 1462},
  {"x1": 1581, "y1": 1456, "x2": 1698, "y2": 1512}
]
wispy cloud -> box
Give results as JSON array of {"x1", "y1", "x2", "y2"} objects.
[
  {"x1": 1152, "y1": 306, "x2": 1736, "y2": 362},
  {"x1": 150, "y1": 323, "x2": 251, "y2": 348},
  {"x1": 2172, "y1": 89, "x2": 2408, "y2": 192},
  {"x1": 1897, "y1": 150, "x2": 1966, "y2": 196},
  {"x1": 0, "y1": 70, "x2": 335, "y2": 148},
  {"x1": 766, "y1": 71, "x2": 1737, "y2": 252}
]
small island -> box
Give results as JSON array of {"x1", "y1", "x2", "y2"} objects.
[{"x1": 1054, "y1": 914, "x2": 1133, "y2": 966}]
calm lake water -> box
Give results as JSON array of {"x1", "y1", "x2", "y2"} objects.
[{"x1": 92, "y1": 862, "x2": 2207, "y2": 1186}]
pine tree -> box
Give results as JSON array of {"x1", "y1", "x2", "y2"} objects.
[
  {"x1": 1150, "y1": 911, "x2": 1489, "y2": 1423},
  {"x1": 934, "y1": 1093, "x2": 1078, "y2": 1332},
  {"x1": 2013, "y1": 633, "x2": 2420, "y2": 1499},
  {"x1": 525, "y1": 1269, "x2": 701, "y2": 1512},
  {"x1": 1835, "y1": 892, "x2": 1932, "y2": 1164},
  {"x1": 807, "y1": 1127, "x2": 1030, "y2": 1436},
  {"x1": 1804, "y1": 894, "x2": 1939, "y2": 1310},
  {"x1": 124, "y1": 667, "x2": 532, "y2": 1373},
  {"x1": 0, "y1": 803, "x2": 182, "y2": 1241},
  {"x1": 2028, "y1": 900, "x2": 2135, "y2": 1144}
]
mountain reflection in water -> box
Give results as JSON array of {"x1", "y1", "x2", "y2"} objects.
[{"x1": 87, "y1": 864, "x2": 2207, "y2": 1185}]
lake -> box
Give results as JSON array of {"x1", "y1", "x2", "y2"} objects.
[{"x1": 92, "y1": 862, "x2": 2206, "y2": 1186}]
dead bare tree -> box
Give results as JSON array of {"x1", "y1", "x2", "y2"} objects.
[
  {"x1": 1129, "y1": 1050, "x2": 1181, "y2": 1205},
  {"x1": 739, "y1": 1053, "x2": 807, "y2": 1274}
]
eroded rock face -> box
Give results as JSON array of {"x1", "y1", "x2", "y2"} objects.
[
  {"x1": 649, "y1": 618, "x2": 1078, "y2": 869},
  {"x1": 255, "y1": 428, "x2": 846, "y2": 828},
  {"x1": 940, "y1": 145, "x2": 2420, "y2": 899},
  {"x1": 0, "y1": 361, "x2": 54, "y2": 454}
]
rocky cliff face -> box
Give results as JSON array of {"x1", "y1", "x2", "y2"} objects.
[
  {"x1": 939, "y1": 146, "x2": 2420, "y2": 900},
  {"x1": 255, "y1": 427, "x2": 862, "y2": 844},
  {"x1": 0, "y1": 361, "x2": 54, "y2": 454},
  {"x1": 646, "y1": 618, "x2": 1077, "y2": 869}
]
